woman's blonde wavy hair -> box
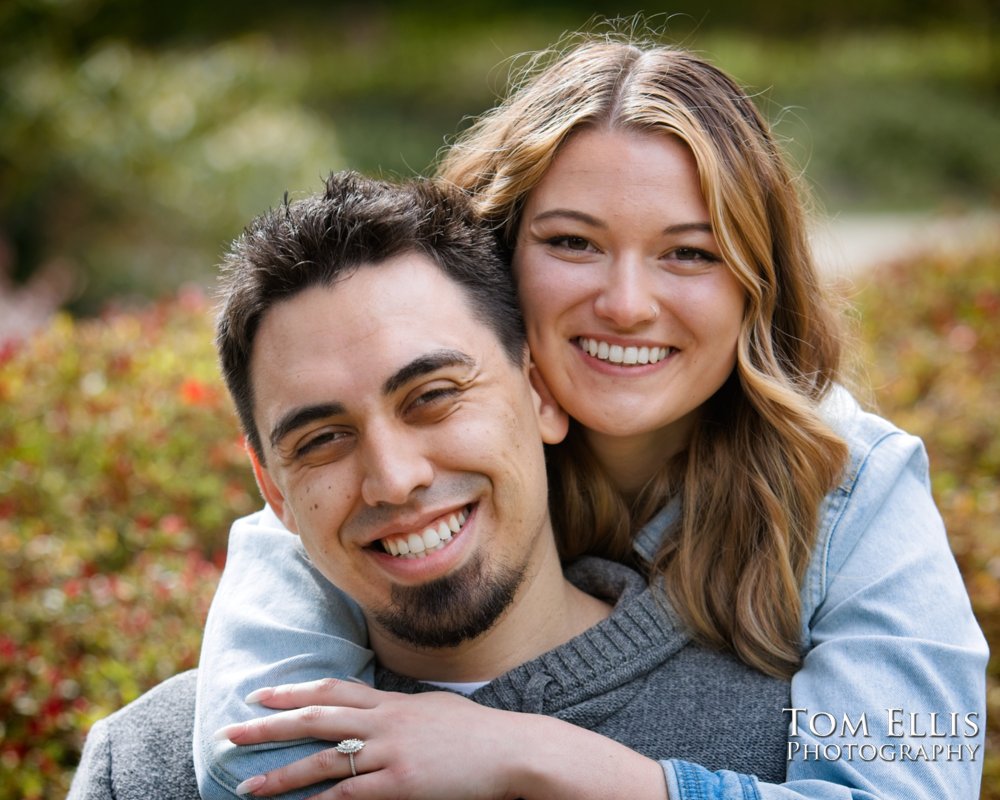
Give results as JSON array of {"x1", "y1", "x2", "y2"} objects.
[{"x1": 437, "y1": 33, "x2": 849, "y2": 679}]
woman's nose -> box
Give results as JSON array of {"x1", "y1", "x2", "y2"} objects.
[{"x1": 592, "y1": 258, "x2": 659, "y2": 329}]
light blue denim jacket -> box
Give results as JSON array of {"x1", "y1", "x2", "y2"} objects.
[{"x1": 193, "y1": 388, "x2": 988, "y2": 799}]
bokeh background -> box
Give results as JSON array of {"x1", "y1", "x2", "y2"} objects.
[{"x1": 1, "y1": 1, "x2": 997, "y2": 797}]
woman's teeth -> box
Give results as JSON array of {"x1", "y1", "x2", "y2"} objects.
[
  {"x1": 380, "y1": 509, "x2": 468, "y2": 558},
  {"x1": 577, "y1": 338, "x2": 673, "y2": 365}
]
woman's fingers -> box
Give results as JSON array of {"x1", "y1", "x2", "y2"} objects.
[
  {"x1": 216, "y1": 704, "x2": 362, "y2": 745},
  {"x1": 219, "y1": 690, "x2": 526, "y2": 799},
  {"x1": 246, "y1": 677, "x2": 380, "y2": 710},
  {"x1": 234, "y1": 740, "x2": 378, "y2": 797}
]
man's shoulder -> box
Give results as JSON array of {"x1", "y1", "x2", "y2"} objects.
[
  {"x1": 108, "y1": 668, "x2": 198, "y2": 720},
  {"x1": 68, "y1": 671, "x2": 200, "y2": 800}
]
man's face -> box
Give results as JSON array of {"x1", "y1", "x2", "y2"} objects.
[{"x1": 250, "y1": 254, "x2": 566, "y2": 651}]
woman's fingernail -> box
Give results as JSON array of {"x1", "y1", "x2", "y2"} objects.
[
  {"x1": 213, "y1": 723, "x2": 243, "y2": 741},
  {"x1": 244, "y1": 687, "x2": 273, "y2": 704},
  {"x1": 235, "y1": 774, "x2": 266, "y2": 796}
]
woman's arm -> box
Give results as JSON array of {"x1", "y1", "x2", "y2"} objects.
[
  {"x1": 670, "y1": 422, "x2": 988, "y2": 800},
  {"x1": 768, "y1": 426, "x2": 985, "y2": 799},
  {"x1": 194, "y1": 505, "x2": 375, "y2": 800},
  {"x1": 216, "y1": 680, "x2": 669, "y2": 800}
]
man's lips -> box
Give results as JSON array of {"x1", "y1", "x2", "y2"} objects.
[{"x1": 374, "y1": 505, "x2": 471, "y2": 559}]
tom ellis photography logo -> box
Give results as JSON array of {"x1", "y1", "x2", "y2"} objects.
[{"x1": 784, "y1": 708, "x2": 982, "y2": 763}]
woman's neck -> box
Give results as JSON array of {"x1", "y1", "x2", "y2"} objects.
[{"x1": 584, "y1": 416, "x2": 695, "y2": 499}]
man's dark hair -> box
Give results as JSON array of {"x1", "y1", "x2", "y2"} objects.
[{"x1": 216, "y1": 171, "x2": 525, "y2": 461}]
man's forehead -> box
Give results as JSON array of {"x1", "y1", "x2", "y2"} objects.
[
  {"x1": 259, "y1": 257, "x2": 475, "y2": 350},
  {"x1": 250, "y1": 256, "x2": 508, "y2": 418}
]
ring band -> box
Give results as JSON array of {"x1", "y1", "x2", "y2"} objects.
[{"x1": 335, "y1": 738, "x2": 366, "y2": 777}]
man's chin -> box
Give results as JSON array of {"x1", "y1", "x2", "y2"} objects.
[{"x1": 374, "y1": 553, "x2": 525, "y2": 650}]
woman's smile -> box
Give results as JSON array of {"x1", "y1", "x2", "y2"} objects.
[{"x1": 574, "y1": 336, "x2": 676, "y2": 367}]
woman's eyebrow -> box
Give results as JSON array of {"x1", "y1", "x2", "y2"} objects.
[
  {"x1": 382, "y1": 349, "x2": 476, "y2": 396},
  {"x1": 529, "y1": 210, "x2": 712, "y2": 237},
  {"x1": 663, "y1": 222, "x2": 713, "y2": 235},
  {"x1": 529, "y1": 208, "x2": 607, "y2": 228}
]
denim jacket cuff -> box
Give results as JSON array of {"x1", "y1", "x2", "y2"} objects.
[{"x1": 669, "y1": 759, "x2": 761, "y2": 800}]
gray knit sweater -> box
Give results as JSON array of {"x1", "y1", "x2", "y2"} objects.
[{"x1": 68, "y1": 558, "x2": 789, "y2": 798}]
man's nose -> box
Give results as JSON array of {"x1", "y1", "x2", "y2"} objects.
[
  {"x1": 359, "y1": 423, "x2": 434, "y2": 507},
  {"x1": 593, "y1": 256, "x2": 659, "y2": 329}
]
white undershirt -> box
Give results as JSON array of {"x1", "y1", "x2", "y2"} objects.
[{"x1": 420, "y1": 679, "x2": 490, "y2": 696}]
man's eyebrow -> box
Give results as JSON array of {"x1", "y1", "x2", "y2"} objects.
[
  {"x1": 382, "y1": 349, "x2": 476, "y2": 396},
  {"x1": 269, "y1": 402, "x2": 345, "y2": 449}
]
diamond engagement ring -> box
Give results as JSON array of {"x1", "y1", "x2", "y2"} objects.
[{"x1": 335, "y1": 738, "x2": 366, "y2": 777}]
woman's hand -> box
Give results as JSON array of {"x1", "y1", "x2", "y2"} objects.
[
  {"x1": 217, "y1": 678, "x2": 522, "y2": 799},
  {"x1": 215, "y1": 678, "x2": 668, "y2": 800}
]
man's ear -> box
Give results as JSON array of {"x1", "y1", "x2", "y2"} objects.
[
  {"x1": 247, "y1": 442, "x2": 298, "y2": 533},
  {"x1": 527, "y1": 360, "x2": 569, "y2": 445}
]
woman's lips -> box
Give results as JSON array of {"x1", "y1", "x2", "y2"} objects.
[{"x1": 575, "y1": 336, "x2": 675, "y2": 366}]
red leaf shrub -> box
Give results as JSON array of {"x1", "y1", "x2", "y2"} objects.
[{"x1": 1, "y1": 291, "x2": 258, "y2": 798}]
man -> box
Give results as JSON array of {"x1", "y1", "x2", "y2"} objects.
[{"x1": 69, "y1": 173, "x2": 789, "y2": 800}]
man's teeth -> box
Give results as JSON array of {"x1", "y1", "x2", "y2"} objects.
[
  {"x1": 577, "y1": 338, "x2": 672, "y2": 365},
  {"x1": 381, "y1": 510, "x2": 468, "y2": 559}
]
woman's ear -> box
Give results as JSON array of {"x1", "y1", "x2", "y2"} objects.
[
  {"x1": 527, "y1": 360, "x2": 569, "y2": 445},
  {"x1": 247, "y1": 442, "x2": 298, "y2": 533}
]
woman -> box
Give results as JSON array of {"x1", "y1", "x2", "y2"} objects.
[{"x1": 196, "y1": 35, "x2": 987, "y2": 799}]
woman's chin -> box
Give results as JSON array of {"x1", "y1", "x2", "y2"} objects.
[{"x1": 576, "y1": 406, "x2": 697, "y2": 447}]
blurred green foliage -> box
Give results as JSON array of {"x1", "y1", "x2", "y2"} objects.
[
  {"x1": 1, "y1": 3, "x2": 997, "y2": 312},
  {"x1": 0, "y1": 238, "x2": 997, "y2": 797}
]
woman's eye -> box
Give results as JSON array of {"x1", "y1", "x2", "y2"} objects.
[
  {"x1": 668, "y1": 247, "x2": 720, "y2": 264},
  {"x1": 548, "y1": 235, "x2": 594, "y2": 252}
]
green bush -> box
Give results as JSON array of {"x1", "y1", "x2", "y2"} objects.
[{"x1": 1, "y1": 239, "x2": 998, "y2": 797}]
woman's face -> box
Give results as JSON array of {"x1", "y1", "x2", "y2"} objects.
[{"x1": 514, "y1": 127, "x2": 745, "y2": 462}]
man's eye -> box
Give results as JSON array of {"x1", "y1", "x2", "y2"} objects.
[
  {"x1": 295, "y1": 431, "x2": 348, "y2": 458},
  {"x1": 410, "y1": 387, "x2": 459, "y2": 410},
  {"x1": 402, "y1": 385, "x2": 463, "y2": 423}
]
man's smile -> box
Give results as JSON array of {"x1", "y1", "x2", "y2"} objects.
[{"x1": 377, "y1": 505, "x2": 471, "y2": 558}]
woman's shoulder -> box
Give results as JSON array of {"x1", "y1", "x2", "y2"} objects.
[
  {"x1": 817, "y1": 384, "x2": 934, "y2": 537},
  {"x1": 802, "y1": 385, "x2": 940, "y2": 627},
  {"x1": 820, "y1": 384, "x2": 930, "y2": 498},
  {"x1": 821, "y1": 385, "x2": 917, "y2": 457}
]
